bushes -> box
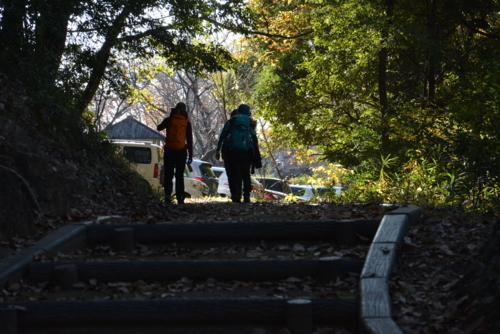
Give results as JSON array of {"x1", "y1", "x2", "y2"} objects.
[
  {"x1": 340, "y1": 153, "x2": 500, "y2": 211},
  {"x1": 288, "y1": 151, "x2": 500, "y2": 212}
]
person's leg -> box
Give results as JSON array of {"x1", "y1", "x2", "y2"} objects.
[
  {"x1": 174, "y1": 151, "x2": 187, "y2": 204},
  {"x1": 241, "y1": 152, "x2": 252, "y2": 203},
  {"x1": 163, "y1": 153, "x2": 175, "y2": 203},
  {"x1": 226, "y1": 154, "x2": 241, "y2": 203}
]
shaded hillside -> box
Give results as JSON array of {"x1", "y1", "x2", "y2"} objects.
[{"x1": 0, "y1": 73, "x2": 163, "y2": 240}]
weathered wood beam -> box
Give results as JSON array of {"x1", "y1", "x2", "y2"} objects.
[
  {"x1": 29, "y1": 258, "x2": 364, "y2": 283},
  {"x1": 87, "y1": 220, "x2": 380, "y2": 244},
  {"x1": 5, "y1": 298, "x2": 358, "y2": 327}
]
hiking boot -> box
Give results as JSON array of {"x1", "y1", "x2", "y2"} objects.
[
  {"x1": 243, "y1": 195, "x2": 251, "y2": 203},
  {"x1": 231, "y1": 196, "x2": 241, "y2": 203},
  {"x1": 176, "y1": 194, "x2": 185, "y2": 205}
]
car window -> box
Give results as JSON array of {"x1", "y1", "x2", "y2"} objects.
[
  {"x1": 290, "y1": 187, "x2": 306, "y2": 196},
  {"x1": 316, "y1": 188, "x2": 329, "y2": 196},
  {"x1": 123, "y1": 147, "x2": 151, "y2": 164},
  {"x1": 200, "y1": 164, "x2": 216, "y2": 178},
  {"x1": 258, "y1": 178, "x2": 290, "y2": 193},
  {"x1": 267, "y1": 180, "x2": 283, "y2": 192}
]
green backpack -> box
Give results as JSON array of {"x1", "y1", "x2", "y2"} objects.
[{"x1": 227, "y1": 114, "x2": 253, "y2": 152}]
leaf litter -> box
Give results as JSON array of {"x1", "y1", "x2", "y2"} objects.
[{"x1": 3, "y1": 202, "x2": 498, "y2": 332}]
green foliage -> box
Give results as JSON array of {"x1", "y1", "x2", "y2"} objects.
[
  {"x1": 273, "y1": 145, "x2": 500, "y2": 210},
  {"x1": 341, "y1": 152, "x2": 500, "y2": 211},
  {"x1": 241, "y1": 0, "x2": 500, "y2": 211},
  {"x1": 289, "y1": 162, "x2": 348, "y2": 187},
  {"x1": 248, "y1": 0, "x2": 500, "y2": 165}
]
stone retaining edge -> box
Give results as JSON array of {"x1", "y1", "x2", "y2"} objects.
[
  {"x1": 0, "y1": 221, "x2": 94, "y2": 289},
  {"x1": 359, "y1": 205, "x2": 424, "y2": 334}
]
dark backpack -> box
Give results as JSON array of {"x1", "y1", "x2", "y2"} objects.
[
  {"x1": 227, "y1": 114, "x2": 252, "y2": 152},
  {"x1": 163, "y1": 108, "x2": 188, "y2": 151}
]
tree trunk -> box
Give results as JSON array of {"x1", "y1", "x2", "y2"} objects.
[
  {"x1": 33, "y1": 0, "x2": 76, "y2": 87},
  {"x1": 0, "y1": 0, "x2": 28, "y2": 77},
  {"x1": 258, "y1": 119, "x2": 284, "y2": 179},
  {"x1": 77, "y1": 6, "x2": 132, "y2": 114}
]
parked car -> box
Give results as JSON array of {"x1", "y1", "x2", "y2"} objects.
[
  {"x1": 289, "y1": 185, "x2": 343, "y2": 201},
  {"x1": 263, "y1": 189, "x2": 288, "y2": 201},
  {"x1": 112, "y1": 140, "x2": 163, "y2": 193},
  {"x1": 256, "y1": 177, "x2": 291, "y2": 194},
  {"x1": 212, "y1": 166, "x2": 225, "y2": 178},
  {"x1": 212, "y1": 167, "x2": 264, "y2": 200},
  {"x1": 187, "y1": 159, "x2": 219, "y2": 196}
]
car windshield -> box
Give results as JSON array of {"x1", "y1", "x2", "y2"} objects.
[{"x1": 266, "y1": 180, "x2": 281, "y2": 190}]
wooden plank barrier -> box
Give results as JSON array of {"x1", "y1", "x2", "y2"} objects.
[
  {"x1": 3, "y1": 298, "x2": 358, "y2": 328},
  {"x1": 358, "y1": 206, "x2": 423, "y2": 334},
  {"x1": 28, "y1": 258, "x2": 365, "y2": 283}
]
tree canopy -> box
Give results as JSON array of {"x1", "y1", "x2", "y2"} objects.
[
  {"x1": 243, "y1": 0, "x2": 500, "y2": 195},
  {"x1": 0, "y1": 0, "x2": 253, "y2": 121}
]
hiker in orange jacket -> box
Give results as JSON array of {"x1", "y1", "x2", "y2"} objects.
[{"x1": 157, "y1": 102, "x2": 193, "y2": 204}]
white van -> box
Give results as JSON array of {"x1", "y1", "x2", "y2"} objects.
[
  {"x1": 113, "y1": 140, "x2": 208, "y2": 198},
  {"x1": 113, "y1": 140, "x2": 163, "y2": 193}
]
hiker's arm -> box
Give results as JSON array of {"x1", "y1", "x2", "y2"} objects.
[
  {"x1": 157, "y1": 117, "x2": 169, "y2": 131},
  {"x1": 250, "y1": 119, "x2": 257, "y2": 134},
  {"x1": 252, "y1": 135, "x2": 260, "y2": 155},
  {"x1": 216, "y1": 121, "x2": 230, "y2": 151},
  {"x1": 186, "y1": 121, "x2": 193, "y2": 159}
]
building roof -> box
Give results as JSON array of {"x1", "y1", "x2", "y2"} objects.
[{"x1": 106, "y1": 116, "x2": 165, "y2": 140}]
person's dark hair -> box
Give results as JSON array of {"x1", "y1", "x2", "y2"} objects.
[
  {"x1": 175, "y1": 102, "x2": 187, "y2": 111},
  {"x1": 230, "y1": 109, "x2": 238, "y2": 116},
  {"x1": 237, "y1": 104, "x2": 250, "y2": 114}
]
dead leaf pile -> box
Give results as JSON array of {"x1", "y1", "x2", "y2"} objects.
[{"x1": 390, "y1": 207, "x2": 498, "y2": 334}]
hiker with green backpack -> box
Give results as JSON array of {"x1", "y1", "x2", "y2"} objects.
[
  {"x1": 216, "y1": 104, "x2": 262, "y2": 203},
  {"x1": 157, "y1": 102, "x2": 193, "y2": 204}
]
